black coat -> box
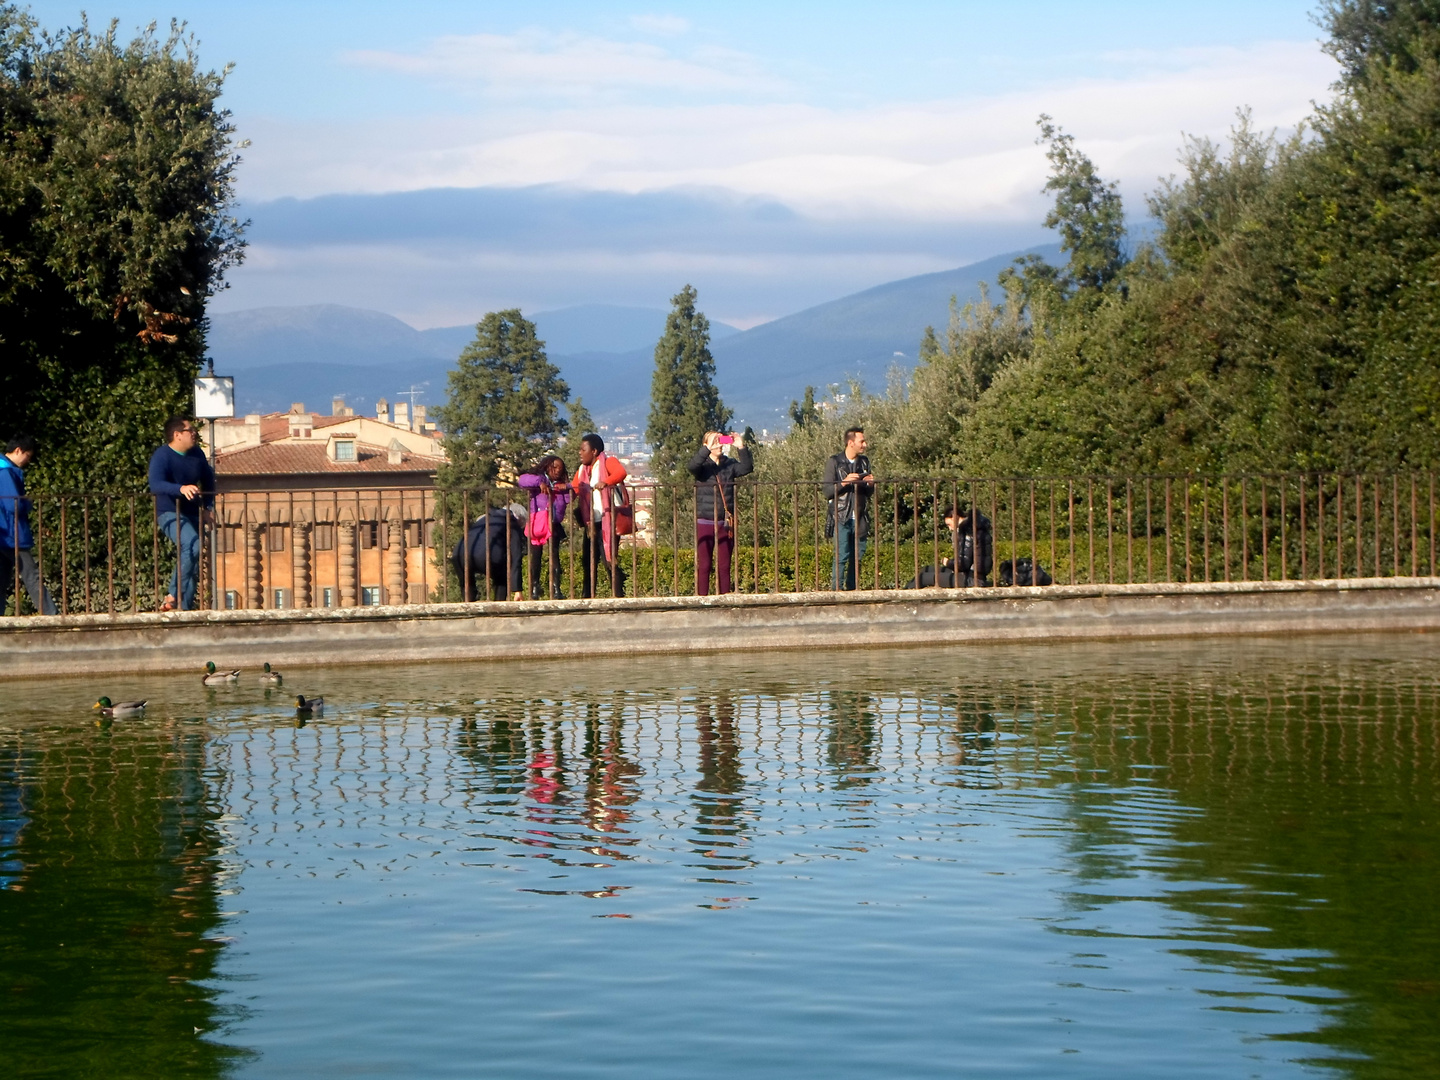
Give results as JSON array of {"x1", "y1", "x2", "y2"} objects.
[
  {"x1": 687, "y1": 445, "x2": 753, "y2": 522},
  {"x1": 451, "y1": 508, "x2": 526, "y2": 600},
  {"x1": 823, "y1": 452, "x2": 874, "y2": 539}
]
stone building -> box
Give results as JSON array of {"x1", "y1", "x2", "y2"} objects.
[{"x1": 209, "y1": 399, "x2": 450, "y2": 609}]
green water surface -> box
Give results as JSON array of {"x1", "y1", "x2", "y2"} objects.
[{"x1": 1, "y1": 636, "x2": 1437, "y2": 1078}]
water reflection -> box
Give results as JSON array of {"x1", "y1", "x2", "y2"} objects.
[
  {"x1": 0, "y1": 639, "x2": 1436, "y2": 1078},
  {"x1": 0, "y1": 721, "x2": 244, "y2": 1077}
]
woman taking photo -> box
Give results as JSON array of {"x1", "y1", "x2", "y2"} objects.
[{"x1": 687, "y1": 431, "x2": 752, "y2": 596}]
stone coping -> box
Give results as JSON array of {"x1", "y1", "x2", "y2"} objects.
[
  {"x1": 4, "y1": 577, "x2": 1437, "y2": 679},
  {"x1": 5, "y1": 575, "x2": 1440, "y2": 632}
]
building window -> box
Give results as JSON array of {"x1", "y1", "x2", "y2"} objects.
[
  {"x1": 361, "y1": 585, "x2": 382, "y2": 606},
  {"x1": 314, "y1": 524, "x2": 334, "y2": 551},
  {"x1": 334, "y1": 440, "x2": 356, "y2": 462},
  {"x1": 321, "y1": 587, "x2": 335, "y2": 608},
  {"x1": 407, "y1": 583, "x2": 429, "y2": 605},
  {"x1": 224, "y1": 590, "x2": 238, "y2": 610},
  {"x1": 272, "y1": 588, "x2": 291, "y2": 609},
  {"x1": 267, "y1": 525, "x2": 287, "y2": 552},
  {"x1": 358, "y1": 521, "x2": 386, "y2": 549},
  {"x1": 217, "y1": 525, "x2": 240, "y2": 553}
]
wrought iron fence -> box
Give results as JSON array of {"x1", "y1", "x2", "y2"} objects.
[{"x1": 3, "y1": 474, "x2": 1437, "y2": 615}]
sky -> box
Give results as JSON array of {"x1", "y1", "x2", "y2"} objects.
[{"x1": 33, "y1": 1, "x2": 1340, "y2": 328}]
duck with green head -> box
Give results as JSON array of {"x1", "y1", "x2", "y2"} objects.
[
  {"x1": 294, "y1": 694, "x2": 324, "y2": 716},
  {"x1": 94, "y1": 697, "x2": 146, "y2": 719},
  {"x1": 259, "y1": 662, "x2": 283, "y2": 684},
  {"x1": 203, "y1": 661, "x2": 241, "y2": 685}
]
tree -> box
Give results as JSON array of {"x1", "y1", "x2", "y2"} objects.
[
  {"x1": 646, "y1": 284, "x2": 731, "y2": 477},
  {"x1": 1321, "y1": 0, "x2": 1440, "y2": 85},
  {"x1": 999, "y1": 117, "x2": 1127, "y2": 320},
  {"x1": 0, "y1": 12, "x2": 245, "y2": 494},
  {"x1": 788, "y1": 386, "x2": 821, "y2": 431},
  {"x1": 435, "y1": 309, "x2": 569, "y2": 489}
]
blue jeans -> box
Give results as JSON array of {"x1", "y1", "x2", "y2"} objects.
[
  {"x1": 157, "y1": 511, "x2": 201, "y2": 610},
  {"x1": 832, "y1": 519, "x2": 867, "y2": 591}
]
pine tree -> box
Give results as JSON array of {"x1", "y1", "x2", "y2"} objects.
[
  {"x1": 646, "y1": 284, "x2": 731, "y2": 477},
  {"x1": 435, "y1": 310, "x2": 569, "y2": 489}
]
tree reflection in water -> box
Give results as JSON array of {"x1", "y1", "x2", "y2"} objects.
[{"x1": 0, "y1": 720, "x2": 245, "y2": 1078}]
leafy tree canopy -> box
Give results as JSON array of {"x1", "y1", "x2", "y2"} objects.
[{"x1": 0, "y1": 9, "x2": 245, "y2": 492}]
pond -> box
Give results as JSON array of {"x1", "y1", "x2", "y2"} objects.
[{"x1": 1, "y1": 636, "x2": 1437, "y2": 1079}]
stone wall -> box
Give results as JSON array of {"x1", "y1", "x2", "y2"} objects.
[{"x1": 2, "y1": 579, "x2": 1437, "y2": 679}]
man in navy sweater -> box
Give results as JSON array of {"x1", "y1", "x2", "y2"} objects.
[
  {"x1": 148, "y1": 416, "x2": 216, "y2": 611},
  {"x1": 0, "y1": 435, "x2": 57, "y2": 615}
]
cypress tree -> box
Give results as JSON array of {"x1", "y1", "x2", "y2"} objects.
[{"x1": 646, "y1": 284, "x2": 731, "y2": 477}]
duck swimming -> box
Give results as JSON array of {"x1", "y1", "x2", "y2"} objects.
[
  {"x1": 259, "y1": 662, "x2": 283, "y2": 684},
  {"x1": 294, "y1": 695, "x2": 324, "y2": 715},
  {"x1": 203, "y1": 661, "x2": 241, "y2": 685},
  {"x1": 94, "y1": 697, "x2": 146, "y2": 719}
]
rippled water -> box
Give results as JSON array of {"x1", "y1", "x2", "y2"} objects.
[{"x1": 2, "y1": 637, "x2": 1438, "y2": 1078}]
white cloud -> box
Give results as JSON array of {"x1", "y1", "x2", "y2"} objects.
[
  {"x1": 630, "y1": 14, "x2": 690, "y2": 37},
  {"x1": 344, "y1": 29, "x2": 776, "y2": 95},
  {"x1": 241, "y1": 40, "x2": 1335, "y2": 227}
]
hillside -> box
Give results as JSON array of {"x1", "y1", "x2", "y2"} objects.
[{"x1": 205, "y1": 246, "x2": 1056, "y2": 426}]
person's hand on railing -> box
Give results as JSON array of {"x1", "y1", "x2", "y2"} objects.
[{"x1": 179, "y1": 483, "x2": 201, "y2": 501}]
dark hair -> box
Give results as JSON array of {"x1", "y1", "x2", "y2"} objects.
[
  {"x1": 844, "y1": 426, "x2": 865, "y2": 446},
  {"x1": 580, "y1": 432, "x2": 605, "y2": 454},
  {"x1": 532, "y1": 453, "x2": 568, "y2": 482},
  {"x1": 5, "y1": 435, "x2": 37, "y2": 457},
  {"x1": 164, "y1": 415, "x2": 194, "y2": 442},
  {"x1": 943, "y1": 504, "x2": 969, "y2": 520}
]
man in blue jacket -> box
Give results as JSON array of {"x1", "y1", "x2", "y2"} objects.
[
  {"x1": 0, "y1": 435, "x2": 57, "y2": 615},
  {"x1": 148, "y1": 416, "x2": 216, "y2": 611}
]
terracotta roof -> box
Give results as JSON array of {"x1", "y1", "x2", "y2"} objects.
[
  {"x1": 216, "y1": 441, "x2": 444, "y2": 476},
  {"x1": 218, "y1": 412, "x2": 442, "y2": 443}
]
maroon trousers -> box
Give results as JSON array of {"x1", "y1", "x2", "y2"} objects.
[{"x1": 696, "y1": 521, "x2": 733, "y2": 595}]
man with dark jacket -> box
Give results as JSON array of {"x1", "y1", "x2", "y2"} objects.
[
  {"x1": 823, "y1": 427, "x2": 874, "y2": 590},
  {"x1": 904, "y1": 504, "x2": 993, "y2": 588},
  {"x1": 451, "y1": 503, "x2": 528, "y2": 601},
  {"x1": 0, "y1": 435, "x2": 57, "y2": 615},
  {"x1": 147, "y1": 416, "x2": 216, "y2": 611},
  {"x1": 688, "y1": 431, "x2": 753, "y2": 595}
]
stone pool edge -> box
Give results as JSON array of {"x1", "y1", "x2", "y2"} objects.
[{"x1": 2, "y1": 577, "x2": 1437, "y2": 678}]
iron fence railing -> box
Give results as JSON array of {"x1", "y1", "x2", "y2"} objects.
[{"x1": 3, "y1": 474, "x2": 1437, "y2": 615}]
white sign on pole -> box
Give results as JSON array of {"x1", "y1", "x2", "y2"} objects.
[{"x1": 194, "y1": 376, "x2": 235, "y2": 419}]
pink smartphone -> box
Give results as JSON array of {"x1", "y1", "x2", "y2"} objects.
[{"x1": 717, "y1": 434, "x2": 734, "y2": 444}]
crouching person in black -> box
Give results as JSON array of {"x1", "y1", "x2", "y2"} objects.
[
  {"x1": 905, "y1": 503, "x2": 993, "y2": 588},
  {"x1": 451, "y1": 502, "x2": 528, "y2": 601}
]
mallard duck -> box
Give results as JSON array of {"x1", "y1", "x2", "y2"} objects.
[
  {"x1": 259, "y1": 662, "x2": 283, "y2": 684},
  {"x1": 294, "y1": 694, "x2": 324, "y2": 716},
  {"x1": 203, "y1": 661, "x2": 240, "y2": 685},
  {"x1": 94, "y1": 697, "x2": 146, "y2": 719}
]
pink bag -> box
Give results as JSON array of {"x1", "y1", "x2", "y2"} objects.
[{"x1": 525, "y1": 498, "x2": 552, "y2": 545}]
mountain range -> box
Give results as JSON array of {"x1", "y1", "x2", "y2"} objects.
[{"x1": 206, "y1": 244, "x2": 1057, "y2": 430}]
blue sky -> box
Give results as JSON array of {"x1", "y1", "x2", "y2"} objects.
[{"x1": 33, "y1": 2, "x2": 1338, "y2": 327}]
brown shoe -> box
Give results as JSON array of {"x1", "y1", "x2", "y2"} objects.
[{"x1": 158, "y1": 595, "x2": 177, "y2": 612}]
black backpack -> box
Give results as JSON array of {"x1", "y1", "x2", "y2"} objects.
[{"x1": 998, "y1": 557, "x2": 1053, "y2": 587}]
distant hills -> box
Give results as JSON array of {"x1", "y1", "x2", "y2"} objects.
[{"x1": 206, "y1": 244, "x2": 1057, "y2": 429}]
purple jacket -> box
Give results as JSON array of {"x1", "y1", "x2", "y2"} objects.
[{"x1": 517, "y1": 472, "x2": 572, "y2": 529}]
